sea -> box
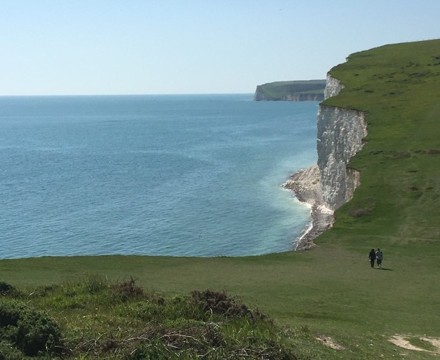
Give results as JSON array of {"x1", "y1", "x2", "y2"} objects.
[{"x1": 0, "y1": 94, "x2": 318, "y2": 259}]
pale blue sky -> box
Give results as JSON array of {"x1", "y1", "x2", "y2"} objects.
[{"x1": 1, "y1": 0, "x2": 439, "y2": 95}]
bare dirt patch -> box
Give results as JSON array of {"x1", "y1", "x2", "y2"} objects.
[
  {"x1": 389, "y1": 335, "x2": 440, "y2": 354},
  {"x1": 316, "y1": 335, "x2": 345, "y2": 350}
]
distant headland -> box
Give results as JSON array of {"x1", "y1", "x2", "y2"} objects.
[{"x1": 254, "y1": 79, "x2": 326, "y2": 101}]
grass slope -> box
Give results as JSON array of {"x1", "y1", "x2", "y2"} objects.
[
  {"x1": 1, "y1": 39, "x2": 440, "y2": 359},
  {"x1": 324, "y1": 39, "x2": 440, "y2": 238},
  {"x1": 0, "y1": 280, "x2": 300, "y2": 359}
]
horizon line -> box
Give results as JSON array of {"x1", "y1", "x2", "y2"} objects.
[{"x1": 0, "y1": 92, "x2": 254, "y2": 98}]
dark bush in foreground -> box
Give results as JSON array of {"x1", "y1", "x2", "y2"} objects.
[
  {"x1": 191, "y1": 289, "x2": 265, "y2": 320},
  {"x1": 111, "y1": 277, "x2": 144, "y2": 301},
  {"x1": 0, "y1": 282, "x2": 18, "y2": 296},
  {"x1": 0, "y1": 301, "x2": 62, "y2": 358}
]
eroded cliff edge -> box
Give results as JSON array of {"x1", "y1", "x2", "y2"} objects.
[{"x1": 284, "y1": 74, "x2": 367, "y2": 249}]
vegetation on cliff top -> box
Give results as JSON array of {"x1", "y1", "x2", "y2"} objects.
[
  {"x1": 254, "y1": 80, "x2": 325, "y2": 101},
  {"x1": 1, "y1": 39, "x2": 440, "y2": 359},
  {"x1": 322, "y1": 39, "x2": 440, "y2": 247}
]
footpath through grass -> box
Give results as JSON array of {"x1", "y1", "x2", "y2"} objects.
[{"x1": 1, "y1": 39, "x2": 440, "y2": 359}]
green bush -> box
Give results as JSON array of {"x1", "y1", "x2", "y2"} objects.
[
  {"x1": 0, "y1": 340, "x2": 25, "y2": 360},
  {"x1": 0, "y1": 301, "x2": 62, "y2": 357},
  {"x1": 111, "y1": 277, "x2": 144, "y2": 301},
  {"x1": 191, "y1": 290, "x2": 265, "y2": 321},
  {"x1": 0, "y1": 282, "x2": 18, "y2": 296}
]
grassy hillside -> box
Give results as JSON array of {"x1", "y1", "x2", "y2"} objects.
[
  {"x1": 1, "y1": 39, "x2": 440, "y2": 359},
  {"x1": 321, "y1": 39, "x2": 440, "y2": 252}
]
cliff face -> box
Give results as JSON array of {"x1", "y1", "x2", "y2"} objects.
[
  {"x1": 254, "y1": 88, "x2": 324, "y2": 101},
  {"x1": 317, "y1": 76, "x2": 367, "y2": 210},
  {"x1": 286, "y1": 74, "x2": 367, "y2": 249}
]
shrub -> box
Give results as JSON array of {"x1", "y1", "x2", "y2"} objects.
[
  {"x1": 0, "y1": 282, "x2": 18, "y2": 296},
  {"x1": 111, "y1": 277, "x2": 144, "y2": 301},
  {"x1": 83, "y1": 274, "x2": 109, "y2": 294},
  {"x1": 191, "y1": 290, "x2": 265, "y2": 320},
  {"x1": 0, "y1": 301, "x2": 62, "y2": 357},
  {"x1": 0, "y1": 340, "x2": 24, "y2": 360}
]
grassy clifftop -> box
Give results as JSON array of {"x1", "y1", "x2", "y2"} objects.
[
  {"x1": 1, "y1": 40, "x2": 439, "y2": 359},
  {"x1": 322, "y1": 39, "x2": 440, "y2": 247}
]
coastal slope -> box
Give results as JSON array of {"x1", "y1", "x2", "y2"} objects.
[{"x1": 287, "y1": 39, "x2": 440, "y2": 249}]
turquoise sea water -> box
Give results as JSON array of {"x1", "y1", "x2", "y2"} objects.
[{"x1": 0, "y1": 94, "x2": 318, "y2": 258}]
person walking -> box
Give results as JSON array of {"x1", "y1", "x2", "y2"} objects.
[
  {"x1": 376, "y1": 248, "x2": 383, "y2": 269},
  {"x1": 368, "y1": 248, "x2": 376, "y2": 268}
]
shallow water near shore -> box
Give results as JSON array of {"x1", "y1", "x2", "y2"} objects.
[{"x1": 0, "y1": 94, "x2": 318, "y2": 258}]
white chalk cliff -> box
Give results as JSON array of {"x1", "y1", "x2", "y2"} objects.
[
  {"x1": 285, "y1": 74, "x2": 368, "y2": 249},
  {"x1": 317, "y1": 74, "x2": 367, "y2": 211}
]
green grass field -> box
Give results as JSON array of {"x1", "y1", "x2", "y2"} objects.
[{"x1": 1, "y1": 39, "x2": 440, "y2": 359}]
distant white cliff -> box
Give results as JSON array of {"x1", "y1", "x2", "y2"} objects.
[{"x1": 254, "y1": 80, "x2": 325, "y2": 101}]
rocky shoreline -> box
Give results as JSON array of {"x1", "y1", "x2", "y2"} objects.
[{"x1": 282, "y1": 165, "x2": 334, "y2": 250}]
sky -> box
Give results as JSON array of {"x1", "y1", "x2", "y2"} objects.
[{"x1": 1, "y1": 0, "x2": 439, "y2": 96}]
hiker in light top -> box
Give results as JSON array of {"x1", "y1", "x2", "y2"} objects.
[
  {"x1": 368, "y1": 248, "x2": 376, "y2": 268},
  {"x1": 376, "y1": 248, "x2": 383, "y2": 269}
]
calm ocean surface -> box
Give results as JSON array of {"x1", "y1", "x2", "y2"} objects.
[{"x1": 0, "y1": 94, "x2": 318, "y2": 258}]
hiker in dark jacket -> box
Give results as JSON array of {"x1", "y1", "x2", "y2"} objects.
[
  {"x1": 376, "y1": 248, "x2": 383, "y2": 269},
  {"x1": 368, "y1": 249, "x2": 376, "y2": 268}
]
